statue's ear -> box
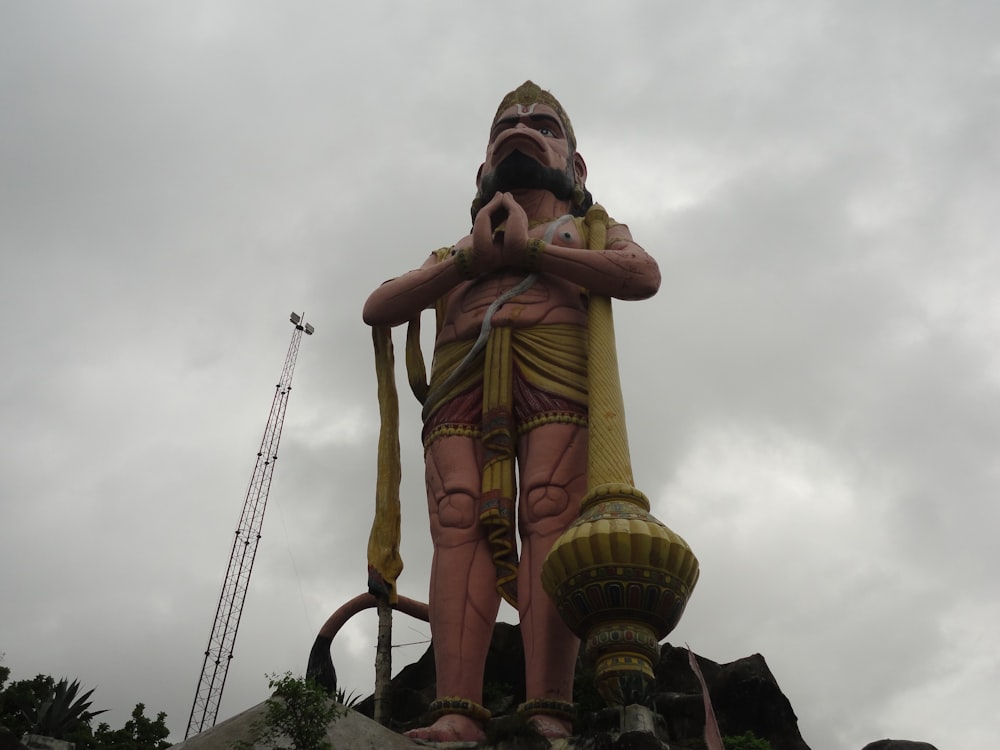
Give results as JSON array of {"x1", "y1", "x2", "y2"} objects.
[
  {"x1": 475, "y1": 163, "x2": 485, "y2": 188},
  {"x1": 573, "y1": 152, "x2": 587, "y2": 187}
]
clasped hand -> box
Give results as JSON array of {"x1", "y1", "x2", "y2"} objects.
[{"x1": 469, "y1": 192, "x2": 530, "y2": 274}]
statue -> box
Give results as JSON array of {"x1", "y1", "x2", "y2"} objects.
[{"x1": 362, "y1": 81, "x2": 661, "y2": 742}]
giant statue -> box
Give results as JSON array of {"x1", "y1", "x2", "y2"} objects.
[{"x1": 361, "y1": 81, "x2": 663, "y2": 743}]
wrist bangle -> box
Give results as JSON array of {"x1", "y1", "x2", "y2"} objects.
[
  {"x1": 526, "y1": 238, "x2": 545, "y2": 272},
  {"x1": 451, "y1": 247, "x2": 476, "y2": 279}
]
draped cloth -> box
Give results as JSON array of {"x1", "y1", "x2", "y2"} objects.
[
  {"x1": 367, "y1": 326, "x2": 403, "y2": 604},
  {"x1": 424, "y1": 324, "x2": 589, "y2": 606},
  {"x1": 367, "y1": 205, "x2": 611, "y2": 608}
]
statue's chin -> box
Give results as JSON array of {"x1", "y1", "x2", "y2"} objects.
[{"x1": 481, "y1": 151, "x2": 574, "y2": 200}]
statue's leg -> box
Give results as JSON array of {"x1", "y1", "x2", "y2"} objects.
[
  {"x1": 517, "y1": 421, "x2": 587, "y2": 738},
  {"x1": 404, "y1": 434, "x2": 498, "y2": 743}
]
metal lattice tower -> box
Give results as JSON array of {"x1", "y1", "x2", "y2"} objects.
[{"x1": 185, "y1": 312, "x2": 315, "y2": 739}]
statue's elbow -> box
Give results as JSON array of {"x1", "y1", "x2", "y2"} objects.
[
  {"x1": 362, "y1": 297, "x2": 392, "y2": 327},
  {"x1": 631, "y1": 265, "x2": 661, "y2": 300},
  {"x1": 614, "y1": 248, "x2": 660, "y2": 300}
]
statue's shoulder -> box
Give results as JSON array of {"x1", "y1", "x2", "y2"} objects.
[
  {"x1": 431, "y1": 229, "x2": 474, "y2": 262},
  {"x1": 573, "y1": 214, "x2": 622, "y2": 230},
  {"x1": 572, "y1": 215, "x2": 623, "y2": 247}
]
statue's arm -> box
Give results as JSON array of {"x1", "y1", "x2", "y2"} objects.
[
  {"x1": 362, "y1": 251, "x2": 462, "y2": 328},
  {"x1": 364, "y1": 194, "x2": 516, "y2": 327},
  {"x1": 534, "y1": 222, "x2": 661, "y2": 300}
]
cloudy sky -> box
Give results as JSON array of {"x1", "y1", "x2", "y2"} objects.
[{"x1": 2, "y1": 2, "x2": 997, "y2": 748}]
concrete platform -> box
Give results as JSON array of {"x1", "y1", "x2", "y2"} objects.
[{"x1": 171, "y1": 702, "x2": 418, "y2": 750}]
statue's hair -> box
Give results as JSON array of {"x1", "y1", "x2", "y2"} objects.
[{"x1": 493, "y1": 81, "x2": 577, "y2": 151}]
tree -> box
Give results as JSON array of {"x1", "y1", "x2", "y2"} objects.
[
  {"x1": 1, "y1": 674, "x2": 59, "y2": 740},
  {"x1": 92, "y1": 704, "x2": 170, "y2": 750},
  {"x1": 233, "y1": 673, "x2": 343, "y2": 750},
  {"x1": 0, "y1": 664, "x2": 169, "y2": 750},
  {"x1": 26, "y1": 678, "x2": 106, "y2": 741}
]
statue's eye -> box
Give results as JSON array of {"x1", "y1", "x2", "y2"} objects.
[{"x1": 539, "y1": 127, "x2": 554, "y2": 137}]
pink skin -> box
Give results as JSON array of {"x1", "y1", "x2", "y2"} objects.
[{"x1": 365, "y1": 102, "x2": 660, "y2": 742}]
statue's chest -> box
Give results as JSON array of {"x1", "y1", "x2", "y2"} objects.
[{"x1": 529, "y1": 217, "x2": 585, "y2": 249}]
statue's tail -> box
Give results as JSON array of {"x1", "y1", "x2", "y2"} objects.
[{"x1": 306, "y1": 592, "x2": 430, "y2": 693}]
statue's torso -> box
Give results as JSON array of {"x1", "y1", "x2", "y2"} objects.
[{"x1": 436, "y1": 217, "x2": 589, "y2": 346}]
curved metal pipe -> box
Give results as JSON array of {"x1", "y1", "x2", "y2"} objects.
[{"x1": 307, "y1": 592, "x2": 429, "y2": 693}]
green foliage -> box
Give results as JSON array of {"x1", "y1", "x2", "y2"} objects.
[
  {"x1": 233, "y1": 672, "x2": 343, "y2": 750},
  {"x1": 0, "y1": 665, "x2": 170, "y2": 750},
  {"x1": 92, "y1": 704, "x2": 171, "y2": 750},
  {"x1": 27, "y1": 678, "x2": 107, "y2": 740},
  {"x1": 0, "y1": 674, "x2": 56, "y2": 738},
  {"x1": 332, "y1": 687, "x2": 362, "y2": 710},
  {"x1": 723, "y1": 731, "x2": 773, "y2": 750}
]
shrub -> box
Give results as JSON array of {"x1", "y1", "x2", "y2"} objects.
[
  {"x1": 233, "y1": 673, "x2": 342, "y2": 750},
  {"x1": 724, "y1": 731, "x2": 773, "y2": 750},
  {"x1": 27, "y1": 678, "x2": 107, "y2": 741}
]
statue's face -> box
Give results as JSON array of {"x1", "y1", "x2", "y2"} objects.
[
  {"x1": 483, "y1": 102, "x2": 573, "y2": 176},
  {"x1": 478, "y1": 101, "x2": 582, "y2": 202}
]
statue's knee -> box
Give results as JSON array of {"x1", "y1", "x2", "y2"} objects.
[
  {"x1": 523, "y1": 485, "x2": 573, "y2": 526},
  {"x1": 434, "y1": 492, "x2": 479, "y2": 531}
]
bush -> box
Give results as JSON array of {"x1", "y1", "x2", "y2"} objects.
[
  {"x1": 92, "y1": 704, "x2": 170, "y2": 750},
  {"x1": 0, "y1": 662, "x2": 168, "y2": 750},
  {"x1": 724, "y1": 731, "x2": 773, "y2": 750},
  {"x1": 26, "y1": 678, "x2": 106, "y2": 741},
  {"x1": 233, "y1": 673, "x2": 343, "y2": 750}
]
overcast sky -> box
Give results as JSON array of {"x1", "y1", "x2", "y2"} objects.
[{"x1": 1, "y1": 3, "x2": 997, "y2": 749}]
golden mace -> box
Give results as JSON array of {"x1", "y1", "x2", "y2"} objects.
[{"x1": 540, "y1": 204, "x2": 700, "y2": 705}]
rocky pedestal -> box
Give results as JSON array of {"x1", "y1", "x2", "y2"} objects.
[
  {"x1": 352, "y1": 623, "x2": 811, "y2": 750},
  {"x1": 175, "y1": 626, "x2": 939, "y2": 749}
]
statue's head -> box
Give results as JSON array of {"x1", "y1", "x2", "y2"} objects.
[
  {"x1": 473, "y1": 81, "x2": 592, "y2": 220},
  {"x1": 493, "y1": 80, "x2": 578, "y2": 151}
]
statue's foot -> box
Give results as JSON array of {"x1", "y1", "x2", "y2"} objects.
[
  {"x1": 527, "y1": 713, "x2": 573, "y2": 739},
  {"x1": 403, "y1": 713, "x2": 487, "y2": 743}
]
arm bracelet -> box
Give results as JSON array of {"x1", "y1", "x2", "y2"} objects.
[{"x1": 451, "y1": 246, "x2": 477, "y2": 280}]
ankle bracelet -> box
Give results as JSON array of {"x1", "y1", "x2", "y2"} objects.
[
  {"x1": 517, "y1": 698, "x2": 577, "y2": 721},
  {"x1": 428, "y1": 696, "x2": 492, "y2": 723}
]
